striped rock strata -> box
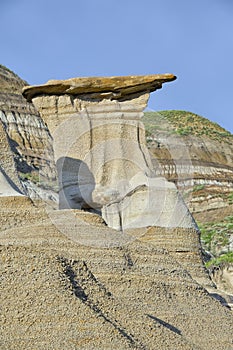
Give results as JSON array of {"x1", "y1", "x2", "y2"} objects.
[
  {"x1": 142, "y1": 111, "x2": 233, "y2": 216},
  {"x1": 0, "y1": 119, "x2": 24, "y2": 196},
  {"x1": 23, "y1": 74, "x2": 196, "y2": 230},
  {"x1": 0, "y1": 65, "x2": 56, "y2": 184}
]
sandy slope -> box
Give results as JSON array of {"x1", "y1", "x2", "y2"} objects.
[{"x1": 0, "y1": 197, "x2": 233, "y2": 349}]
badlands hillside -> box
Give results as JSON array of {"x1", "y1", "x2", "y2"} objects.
[
  {"x1": 0, "y1": 64, "x2": 232, "y2": 350},
  {"x1": 143, "y1": 110, "x2": 233, "y2": 216},
  {"x1": 143, "y1": 110, "x2": 233, "y2": 290}
]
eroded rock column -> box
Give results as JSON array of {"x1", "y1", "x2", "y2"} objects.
[{"x1": 23, "y1": 74, "x2": 197, "y2": 230}]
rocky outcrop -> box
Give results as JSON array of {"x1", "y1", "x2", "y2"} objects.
[
  {"x1": 29, "y1": 92, "x2": 154, "y2": 210},
  {"x1": 0, "y1": 65, "x2": 56, "y2": 186},
  {"x1": 0, "y1": 67, "x2": 233, "y2": 349},
  {"x1": 0, "y1": 119, "x2": 23, "y2": 196},
  {"x1": 143, "y1": 111, "x2": 233, "y2": 217},
  {"x1": 209, "y1": 264, "x2": 233, "y2": 296},
  {"x1": 22, "y1": 74, "x2": 197, "y2": 231},
  {"x1": 102, "y1": 176, "x2": 197, "y2": 230},
  {"x1": 22, "y1": 74, "x2": 176, "y2": 102},
  {"x1": 0, "y1": 64, "x2": 27, "y2": 95}
]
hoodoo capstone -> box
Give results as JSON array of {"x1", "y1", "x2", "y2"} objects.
[{"x1": 23, "y1": 74, "x2": 196, "y2": 230}]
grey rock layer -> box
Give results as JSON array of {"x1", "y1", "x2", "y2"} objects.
[
  {"x1": 0, "y1": 119, "x2": 24, "y2": 196},
  {"x1": 102, "y1": 177, "x2": 197, "y2": 230},
  {"x1": 0, "y1": 65, "x2": 56, "y2": 187}
]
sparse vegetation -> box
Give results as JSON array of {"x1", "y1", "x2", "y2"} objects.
[
  {"x1": 0, "y1": 64, "x2": 16, "y2": 75},
  {"x1": 143, "y1": 110, "x2": 233, "y2": 143},
  {"x1": 198, "y1": 215, "x2": 233, "y2": 267},
  {"x1": 19, "y1": 171, "x2": 59, "y2": 191},
  {"x1": 192, "y1": 184, "x2": 205, "y2": 192},
  {"x1": 143, "y1": 110, "x2": 233, "y2": 272},
  {"x1": 205, "y1": 252, "x2": 233, "y2": 268},
  {"x1": 228, "y1": 192, "x2": 233, "y2": 205},
  {"x1": 19, "y1": 171, "x2": 40, "y2": 184}
]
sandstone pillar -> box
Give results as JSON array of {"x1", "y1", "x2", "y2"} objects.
[{"x1": 23, "y1": 74, "x2": 197, "y2": 230}]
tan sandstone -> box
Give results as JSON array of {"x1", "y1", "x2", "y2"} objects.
[{"x1": 22, "y1": 74, "x2": 198, "y2": 232}]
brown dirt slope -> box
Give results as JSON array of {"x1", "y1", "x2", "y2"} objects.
[{"x1": 0, "y1": 197, "x2": 232, "y2": 350}]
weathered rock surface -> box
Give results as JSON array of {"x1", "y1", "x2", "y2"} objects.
[
  {"x1": 0, "y1": 67, "x2": 233, "y2": 349},
  {"x1": 0, "y1": 64, "x2": 27, "y2": 94},
  {"x1": 32, "y1": 92, "x2": 154, "y2": 210},
  {"x1": 102, "y1": 176, "x2": 197, "y2": 230},
  {"x1": 22, "y1": 73, "x2": 176, "y2": 101},
  {"x1": 0, "y1": 65, "x2": 56, "y2": 189},
  {"x1": 143, "y1": 111, "x2": 233, "y2": 217},
  {"x1": 209, "y1": 264, "x2": 233, "y2": 297},
  {"x1": 23, "y1": 74, "x2": 196, "y2": 231},
  {"x1": 0, "y1": 119, "x2": 24, "y2": 196}
]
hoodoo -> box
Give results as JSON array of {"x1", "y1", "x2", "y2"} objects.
[
  {"x1": 23, "y1": 74, "x2": 197, "y2": 231},
  {"x1": 1, "y1": 67, "x2": 232, "y2": 349}
]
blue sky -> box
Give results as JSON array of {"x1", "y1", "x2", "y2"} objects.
[{"x1": 1, "y1": 0, "x2": 233, "y2": 132}]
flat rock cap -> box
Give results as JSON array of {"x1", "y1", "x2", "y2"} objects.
[{"x1": 22, "y1": 74, "x2": 176, "y2": 101}]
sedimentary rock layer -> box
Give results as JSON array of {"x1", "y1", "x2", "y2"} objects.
[
  {"x1": 0, "y1": 65, "x2": 55, "y2": 180},
  {"x1": 22, "y1": 74, "x2": 197, "y2": 230},
  {"x1": 0, "y1": 119, "x2": 23, "y2": 195},
  {"x1": 143, "y1": 111, "x2": 233, "y2": 215},
  {"x1": 31, "y1": 92, "x2": 155, "y2": 210},
  {"x1": 22, "y1": 74, "x2": 176, "y2": 101}
]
